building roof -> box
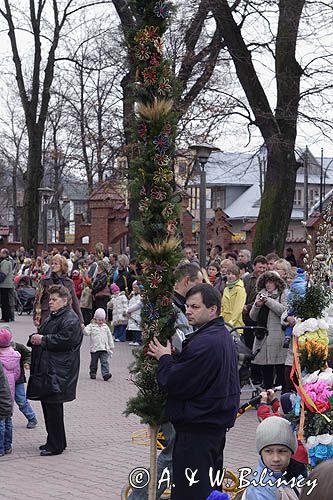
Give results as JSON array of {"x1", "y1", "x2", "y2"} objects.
[
  {"x1": 89, "y1": 181, "x2": 126, "y2": 207},
  {"x1": 190, "y1": 151, "x2": 261, "y2": 187},
  {"x1": 189, "y1": 151, "x2": 333, "y2": 221},
  {"x1": 62, "y1": 179, "x2": 89, "y2": 201}
]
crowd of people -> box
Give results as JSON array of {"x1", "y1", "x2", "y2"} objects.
[{"x1": 0, "y1": 243, "x2": 331, "y2": 499}]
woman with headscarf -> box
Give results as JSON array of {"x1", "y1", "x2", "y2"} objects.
[
  {"x1": 33, "y1": 254, "x2": 83, "y2": 327},
  {"x1": 112, "y1": 254, "x2": 131, "y2": 294},
  {"x1": 92, "y1": 260, "x2": 110, "y2": 314}
]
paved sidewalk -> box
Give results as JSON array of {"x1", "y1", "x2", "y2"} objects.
[{"x1": 0, "y1": 315, "x2": 258, "y2": 499}]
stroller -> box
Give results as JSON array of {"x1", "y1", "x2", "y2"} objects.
[
  {"x1": 227, "y1": 324, "x2": 268, "y2": 399},
  {"x1": 15, "y1": 276, "x2": 36, "y2": 315}
]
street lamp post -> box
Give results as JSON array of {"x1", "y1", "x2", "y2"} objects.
[
  {"x1": 189, "y1": 143, "x2": 220, "y2": 268},
  {"x1": 38, "y1": 187, "x2": 54, "y2": 251}
]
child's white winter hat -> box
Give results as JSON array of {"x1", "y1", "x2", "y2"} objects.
[{"x1": 94, "y1": 308, "x2": 106, "y2": 321}]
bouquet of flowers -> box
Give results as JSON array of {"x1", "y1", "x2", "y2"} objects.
[{"x1": 287, "y1": 203, "x2": 333, "y2": 467}]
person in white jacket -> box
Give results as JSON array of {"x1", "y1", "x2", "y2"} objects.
[
  {"x1": 108, "y1": 284, "x2": 128, "y2": 342},
  {"x1": 127, "y1": 281, "x2": 143, "y2": 346},
  {"x1": 84, "y1": 308, "x2": 114, "y2": 381}
]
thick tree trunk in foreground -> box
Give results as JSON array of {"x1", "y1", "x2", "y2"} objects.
[
  {"x1": 212, "y1": 0, "x2": 305, "y2": 256},
  {"x1": 252, "y1": 141, "x2": 298, "y2": 256},
  {"x1": 21, "y1": 129, "x2": 44, "y2": 250}
]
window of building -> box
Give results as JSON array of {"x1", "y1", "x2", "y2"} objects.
[
  {"x1": 309, "y1": 188, "x2": 319, "y2": 207},
  {"x1": 206, "y1": 188, "x2": 211, "y2": 209},
  {"x1": 189, "y1": 187, "x2": 200, "y2": 211},
  {"x1": 211, "y1": 187, "x2": 226, "y2": 209},
  {"x1": 294, "y1": 188, "x2": 302, "y2": 206}
]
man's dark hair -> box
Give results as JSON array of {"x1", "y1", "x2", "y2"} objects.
[
  {"x1": 237, "y1": 262, "x2": 247, "y2": 271},
  {"x1": 286, "y1": 247, "x2": 293, "y2": 253},
  {"x1": 265, "y1": 252, "x2": 279, "y2": 262},
  {"x1": 175, "y1": 262, "x2": 201, "y2": 282},
  {"x1": 186, "y1": 283, "x2": 221, "y2": 313},
  {"x1": 253, "y1": 255, "x2": 268, "y2": 266},
  {"x1": 215, "y1": 244, "x2": 222, "y2": 253}
]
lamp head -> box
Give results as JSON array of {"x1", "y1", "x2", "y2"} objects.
[{"x1": 189, "y1": 143, "x2": 220, "y2": 165}]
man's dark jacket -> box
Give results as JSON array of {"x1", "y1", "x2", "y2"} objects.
[
  {"x1": 0, "y1": 362, "x2": 13, "y2": 418},
  {"x1": 157, "y1": 317, "x2": 240, "y2": 431},
  {"x1": 27, "y1": 306, "x2": 83, "y2": 403}
]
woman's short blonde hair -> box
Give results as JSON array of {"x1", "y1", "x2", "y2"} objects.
[
  {"x1": 118, "y1": 254, "x2": 129, "y2": 269},
  {"x1": 273, "y1": 258, "x2": 291, "y2": 275},
  {"x1": 51, "y1": 254, "x2": 68, "y2": 274}
]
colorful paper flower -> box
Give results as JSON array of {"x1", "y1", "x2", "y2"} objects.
[
  {"x1": 159, "y1": 294, "x2": 173, "y2": 307},
  {"x1": 162, "y1": 203, "x2": 175, "y2": 217},
  {"x1": 158, "y1": 78, "x2": 172, "y2": 96},
  {"x1": 143, "y1": 68, "x2": 157, "y2": 85},
  {"x1": 138, "y1": 122, "x2": 148, "y2": 139},
  {"x1": 155, "y1": 154, "x2": 170, "y2": 166},
  {"x1": 144, "y1": 302, "x2": 160, "y2": 321},
  {"x1": 155, "y1": 262, "x2": 167, "y2": 273},
  {"x1": 166, "y1": 219, "x2": 177, "y2": 235},
  {"x1": 134, "y1": 30, "x2": 147, "y2": 43},
  {"x1": 147, "y1": 272, "x2": 163, "y2": 288},
  {"x1": 153, "y1": 1, "x2": 170, "y2": 19},
  {"x1": 151, "y1": 186, "x2": 167, "y2": 201},
  {"x1": 303, "y1": 381, "x2": 333, "y2": 405},
  {"x1": 144, "y1": 26, "x2": 159, "y2": 41},
  {"x1": 150, "y1": 55, "x2": 160, "y2": 66},
  {"x1": 154, "y1": 37, "x2": 163, "y2": 53},
  {"x1": 153, "y1": 133, "x2": 169, "y2": 153},
  {"x1": 153, "y1": 168, "x2": 173, "y2": 183},
  {"x1": 135, "y1": 44, "x2": 150, "y2": 61},
  {"x1": 139, "y1": 198, "x2": 150, "y2": 212}
]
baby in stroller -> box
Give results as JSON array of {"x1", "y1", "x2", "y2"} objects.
[
  {"x1": 15, "y1": 276, "x2": 36, "y2": 315},
  {"x1": 228, "y1": 324, "x2": 268, "y2": 392}
]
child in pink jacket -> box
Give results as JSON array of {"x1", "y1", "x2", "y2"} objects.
[{"x1": 0, "y1": 328, "x2": 21, "y2": 456}]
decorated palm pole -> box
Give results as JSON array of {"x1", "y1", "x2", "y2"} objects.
[
  {"x1": 288, "y1": 205, "x2": 333, "y2": 467},
  {"x1": 124, "y1": 1, "x2": 183, "y2": 498}
]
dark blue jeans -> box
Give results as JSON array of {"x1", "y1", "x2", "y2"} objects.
[
  {"x1": 90, "y1": 351, "x2": 110, "y2": 377},
  {"x1": 114, "y1": 324, "x2": 127, "y2": 342},
  {"x1": 0, "y1": 417, "x2": 13, "y2": 454}
]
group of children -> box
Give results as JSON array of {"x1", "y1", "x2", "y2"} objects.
[{"x1": 83, "y1": 279, "x2": 144, "y2": 381}]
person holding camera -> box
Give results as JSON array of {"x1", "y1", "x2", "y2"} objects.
[{"x1": 249, "y1": 271, "x2": 288, "y2": 390}]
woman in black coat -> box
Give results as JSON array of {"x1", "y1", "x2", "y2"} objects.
[
  {"x1": 27, "y1": 284, "x2": 83, "y2": 456},
  {"x1": 33, "y1": 254, "x2": 83, "y2": 326},
  {"x1": 92, "y1": 260, "x2": 110, "y2": 313}
]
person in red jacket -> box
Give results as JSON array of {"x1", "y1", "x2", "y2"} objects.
[
  {"x1": 257, "y1": 389, "x2": 308, "y2": 466},
  {"x1": 71, "y1": 270, "x2": 83, "y2": 300}
]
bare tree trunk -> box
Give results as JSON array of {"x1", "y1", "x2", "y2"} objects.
[
  {"x1": 12, "y1": 159, "x2": 19, "y2": 241},
  {"x1": 212, "y1": 0, "x2": 305, "y2": 255},
  {"x1": 252, "y1": 140, "x2": 298, "y2": 256},
  {"x1": 21, "y1": 129, "x2": 43, "y2": 250},
  {"x1": 121, "y1": 70, "x2": 136, "y2": 254}
]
